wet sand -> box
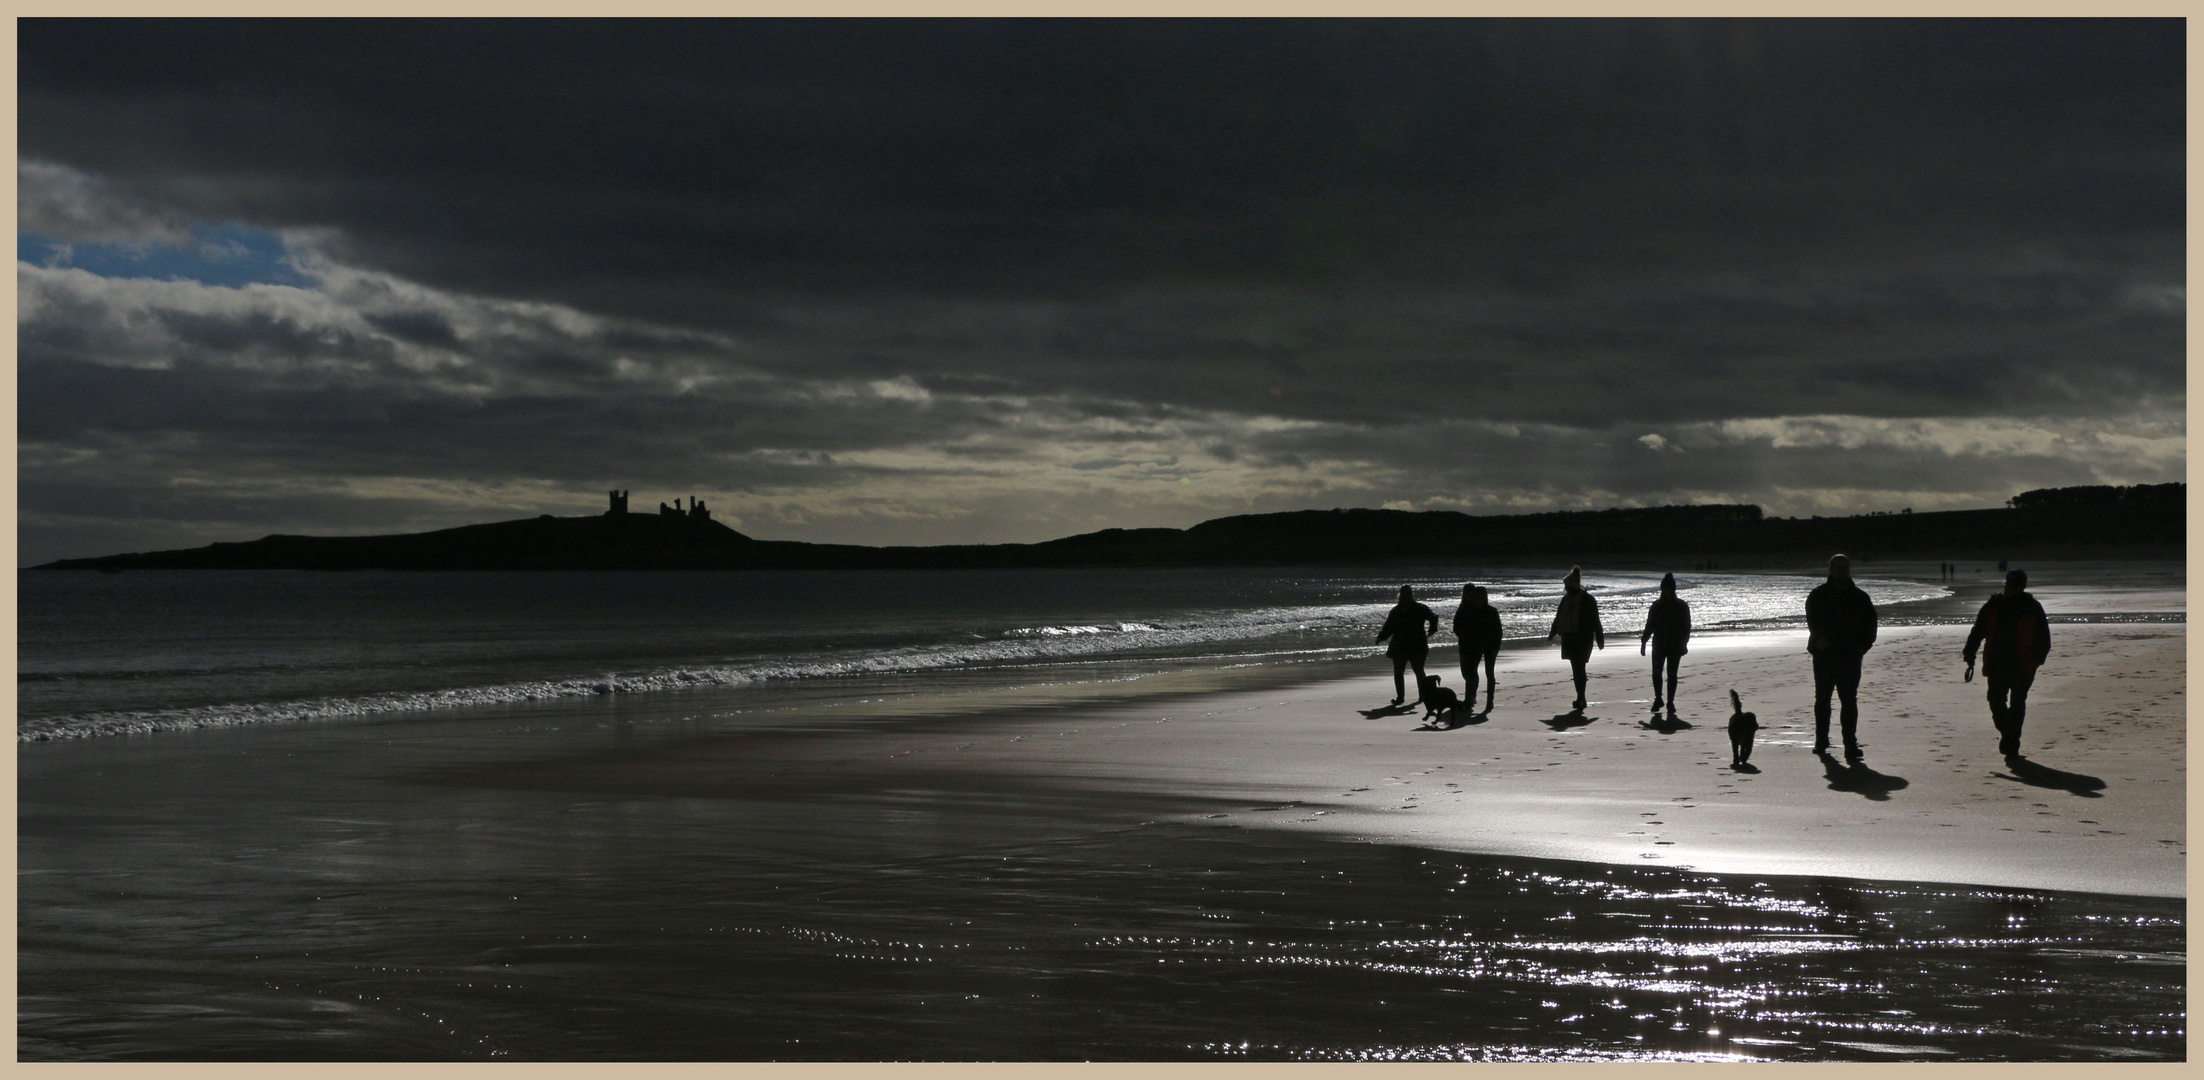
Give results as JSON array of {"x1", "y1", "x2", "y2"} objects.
[
  {"x1": 462, "y1": 621, "x2": 2185, "y2": 899},
  {"x1": 19, "y1": 568, "x2": 2185, "y2": 1059}
]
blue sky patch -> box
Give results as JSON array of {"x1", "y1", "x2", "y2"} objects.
[{"x1": 19, "y1": 224, "x2": 313, "y2": 288}]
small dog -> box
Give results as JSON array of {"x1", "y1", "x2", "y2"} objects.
[
  {"x1": 1419, "y1": 674, "x2": 1461, "y2": 724},
  {"x1": 1726, "y1": 689, "x2": 1760, "y2": 765}
]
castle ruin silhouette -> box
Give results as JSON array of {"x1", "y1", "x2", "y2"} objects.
[{"x1": 608, "y1": 490, "x2": 710, "y2": 521}]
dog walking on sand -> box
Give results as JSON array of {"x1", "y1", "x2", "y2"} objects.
[
  {"x1": 1726, "y1": 689, "x2": 1759, "y2": 766},
  {"x1": 1418, "y1": 674, "x2": 1461, "y2": 725}
]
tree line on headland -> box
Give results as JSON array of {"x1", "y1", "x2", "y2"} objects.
[{"x1": 35, "y1": 483, "x2": 2184, "y2": 572}]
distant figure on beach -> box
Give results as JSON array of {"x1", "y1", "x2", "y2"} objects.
[
  {"x1": 1453, "y1": 583, "x2": 1504, "y2": 714},
  {"x1": 1805, "y1": 554, "x2": 1878, "y2": 759},
  {"x1": 1639, "y1": 572, "x2": 1692, "y2": 720},
  {"x1": 1375, "y1": 585, "x2": 1439, "y2": 706},
  {"x1": 1547, "y1": 566, "x2": 1604, "y2": 712},
  {"x1": 1963, "y1": 569, "x2": 2052, "y2": 757}
]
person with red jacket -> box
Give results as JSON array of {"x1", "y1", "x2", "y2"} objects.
[{"x1": 1963, "y1": 568, "x2": 2052, "y2": 758}]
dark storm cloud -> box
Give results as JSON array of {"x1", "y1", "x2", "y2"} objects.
[
  {"x1": 21, "y1": 20, "x2": 2179, "y2": 293},
  {"x1": 15, "y1": 20, "x2": 2185, "y2": 562}
]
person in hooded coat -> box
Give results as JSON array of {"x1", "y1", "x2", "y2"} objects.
[
  {"x1": 1805, "y1": 553, "x2": 1878, "y2": 759},
  {"x1": 1375, "y1": 584, "x2": 1440, "y2": 706},
  {"x1": 1453, "y1": 583, "x2": 1504, "y2": 715},
  {"x1": 1963, "y1": 568, "x2": 2052, "y2": 758},
  {"x1": 1639, "y1": 572, "x2": 1692, "y2": 720},
  {"x1": 1547, "y1": 566, "x2": 1604, "y2": 712}
]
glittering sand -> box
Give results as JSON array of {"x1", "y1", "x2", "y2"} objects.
[
  {"x1": 19, "y1": 571, "x2": 2184, "y2": 1059},
  {"x1": 480, "y1": 621, "x2": 2185, "y2": 899}
]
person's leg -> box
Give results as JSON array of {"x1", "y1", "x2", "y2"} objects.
[
  {"x1": 1810, "y1": 654, "x2": 1834, "y2": 752},
  {"x1": 1985, "y1": 677, "x2": 2011, "y2": 742},
  {"x1": 1662, "y1": 653, "x2": 1681, "y2": 714},
  {"x1": 1391, "y1": 654, "x2": 1408, "y2": 704},
  {"x1": 1836, "y1": 653, "x2": 1863, "y2": 755},
  {"x1": 1649, "y1": 652, "x2": 1664, "y2": 711},
  {"x1": 2005, "y1": 669, "x2": 2036, "y2": 754},
  {"x1": 1481, "y1": 652, "x2": 1497, "y2": 713},
  {"x1": 1569, "y1": 658, "x2": 1588, "y2": 710},
  {"x1": 1407, "y1": 652, "x2": 1429, "y2": 702},
  {"x1": 1459, "y1": 649, "x2": 1477, "y2": 699}
]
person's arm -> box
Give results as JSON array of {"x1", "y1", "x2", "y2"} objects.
[
  {"x1": 1591, "y1": 595, "x2": 1605, "y2": 649},
  {"x1": 1423, "y1": 606, "x2": 1439, "y2": 637},
  {"x1": 1375, "y1": 608, "x2": 1394, "y2": 645},
  {"x1": 1680, "y1": 601, "x2": 1691, "y2": 645},
  {"x1": 1861, "y1": 590, "x2": 1878, "y2": 652},
  {"x1": 1962, "y1": 604, "x2": 1988, "y2": 664},
  {"x1": 2032, "y1": 600, "x2": 2051, "y2": 665},
  {"x1": 1640, "y1": 606, "x2": 1654, "y2": 653}
]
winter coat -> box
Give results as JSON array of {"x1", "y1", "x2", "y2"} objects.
[
  {"x1": 1805, "y1": 580, "x2": 1877, "y2": 657},
  {"x1": 1376, "y1": 601, "x2": 1439, "y2": 657},
  {"x1": 1549, "y1": 589, "x2": 1604, "y2": 644},
  {"x1": 1640, "y1": 595, "x2": 1692, "y2": 656},
  {"x1": 1453, "y1": 602, "x2": 1504, "y2": 656},
  {"x1": 1964, "y1": 592, "x2": 2051, "y2": 678}
]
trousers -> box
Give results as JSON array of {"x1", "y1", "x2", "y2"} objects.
[
  {"x1": 1811, "y1": 651, "x2": 1863, "y2": 749},
  {"x1": 1987, "y1": 667, "x2": 2036, "y2": 744}
]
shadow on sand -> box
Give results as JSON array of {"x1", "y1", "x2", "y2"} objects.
[
  {"x1": 1994, "y1": 755, "x2": 2107, "y2": 798},
  {"x1": 1359, "y1": 702, "x2": 1420, "y2": 719},
  {"x1": 1416, "y1": 710, "x2": 1490, "y2": 731},
  {"x1": 1637, "y1": 716, "x2": 1694, "y2": 733},
  {"x1": 1543, "y1": 710, "x2": 1595, "y2": 730},
  {"x1": 1728, "y1": 762, "x2": 1761, "y2": 774},
  {"x1": 1816, "y1": 751, "x2": 1908, "y2": 801}
]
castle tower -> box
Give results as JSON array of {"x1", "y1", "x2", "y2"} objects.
[{"x1": 608, "y1": 489, "x2": 628, "y2": 515}]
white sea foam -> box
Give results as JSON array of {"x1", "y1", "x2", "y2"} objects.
[{"x1": 18, "y1": 573, "x2": 1957, "y2": 742}]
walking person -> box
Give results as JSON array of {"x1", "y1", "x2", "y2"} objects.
[
  {"x1": 1375, "y1": 585, "x2": 1439, "y2": 706},
  {"x1": 1805, "y1": 554, "x2": 1878, "y2": 759},
  {"x1": 1639, "y1": 572, "x2": 1692, "y2": 720},
  {"x1": 1547, "y1": 566, "x2": 1604, "y2": 712},
  {"x1": 1453, "y1": 583, "x2": 1504, "y2": 715},
  {"x1": 1963, "y1": 569, "x2": 2051, "y2": 757}
]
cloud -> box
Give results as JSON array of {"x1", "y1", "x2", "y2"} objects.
[
  {"x1": 12, "y1": 22, "x2": 2187, "y2": 562},
  {"x1": 17, "y1": 159, "x2": 188, "y2": 244}
]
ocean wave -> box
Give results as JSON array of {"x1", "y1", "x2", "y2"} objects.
[
  {"x1": 19, "y1": 609, "x2": 1350, "y2": 742},
  {"x1": 18, "y1": 577, "x2": 1972, "y2": 743},
  {"x1": 1003, "y1": 622, "x2": 1161, "y2": 636}
]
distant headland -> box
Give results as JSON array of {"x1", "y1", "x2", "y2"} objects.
[{"x1": 33, "y1": 484, "x2": 2185, "y2": 572}]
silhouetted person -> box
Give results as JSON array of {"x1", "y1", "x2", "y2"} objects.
[
  {"x1": 1805, "y1": 553, "x2": 1878, "y2": 759},
  {"x1": 1375, "y1": 585, "x2": 1439, "y2": 706},
  {"x1": 1453, "y1": 583, "x2": 1504, "y2": 714},
  {"x1": 1547, "y1": 566, "x2": 1604, "y2": 711},
  {"x1": 1638, "y1": 572, "x2": 1691, "y2": 720},
  {"x1": 1964, "y1": 568, "x2": 2051, "y2": 758}
]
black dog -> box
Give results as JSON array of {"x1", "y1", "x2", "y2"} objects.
[
  {"x1": 1419, "y1": 674, "x2": 1461, "y2": 724},
  {"x1": 1727, "y1": 689, "x2": 1760, "y2": 765}
]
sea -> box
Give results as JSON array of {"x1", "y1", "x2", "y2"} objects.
[{"x1": 16, "y1": 564, "x2": 2186, "y2": 1060}]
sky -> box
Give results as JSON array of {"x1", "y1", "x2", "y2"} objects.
[{"x1": 16, "y1": 19, "x2": 2186, "y2": 565}]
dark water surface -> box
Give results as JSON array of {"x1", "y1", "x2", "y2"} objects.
[
  {"x1": 18, "y1": 691, "x2": 2184, "y2": 1061},
  {"x1": 23, "y1": 566, "x2": 1960, "y2": 738}
]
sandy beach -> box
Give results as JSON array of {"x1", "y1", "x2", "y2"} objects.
[
  {"x1": 455, "y1": 619, "x2": 2185, "y2": 899},
  {"x1": 20, "y1": 564, "x2": 2185, "y2": 1060}
]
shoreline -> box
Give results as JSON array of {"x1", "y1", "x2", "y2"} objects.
[
  {"x1": 435, "y1": 619, "x2": 2185, "y2": 899},
  {"x1": 19, "y1": 573, "x2": 2184, "y2": 1060}
]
